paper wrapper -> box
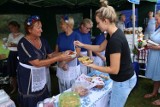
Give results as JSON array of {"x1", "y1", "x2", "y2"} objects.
[{"x1": 75, "y1": 74, "x2": 105, "y2": 89}]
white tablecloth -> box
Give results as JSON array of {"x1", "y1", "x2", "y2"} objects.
[
  {"x1": 0, "y1": 89, "x2": 16, "y2": 107},
  {"x1": 54, "y1": 70, "x2": 113, "y2": 107},
  {"x1": 0, "y1": 99, "x2": 16, "y2": 107}
]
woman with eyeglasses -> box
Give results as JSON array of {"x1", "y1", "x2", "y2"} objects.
[
  {"x1": 54, "y1": 16, "x2": 82, "y2": 93},
  {"x1": 6, "y1": 21, "x2": 24, "y2": 94},
  {"x1": 74, "y1": 0, "x2": 137, "y2": 106},
  {"x1": 17, "y1": 15, "x2": 71, "y2": 107},
  {"x1": 74, "y1": 18, "x2": 93, "y2": 75}
]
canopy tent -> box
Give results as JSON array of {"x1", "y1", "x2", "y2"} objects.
[
  {"x1": 0, "y1": 0, "x2": 157, "y2": 47},
  {"x1": 0, "y1": 0, "x2": 128, "y2": 8}
]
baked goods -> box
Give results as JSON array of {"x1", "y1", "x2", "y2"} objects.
[
  {"x1": 68, "y1": 51, "x2": 76, "y2": 58},
  {"x1": 8, "y1": 42, "x2": 17, "y2": 47},
  {"x1": 99, "y1": 74, "x2": 109, "y2": 80},
  {"x1": 91, "y1": 77, "x2": 104, "y2": 89},
  {"x1": 74, "y1": 86, "x2": 88, "y2": 97},
  {"x1": 72, "y1": 82, "x2": 89, "y2": 97},
  {"x1": 78, "y1": 56, "x2": 89, "y2": 61},
  {"x1": 95, "y1": 85, "x2": 104, "y2": 89},
  {"x1": 85, "y1": 76, "x2": 104, "y2": 89},
  {"x1": 68, "y1": 51, "x2": 75, "y2": 55},
  {"x1": 78, "y1": 56, "x2": 93, "y2": 64}
]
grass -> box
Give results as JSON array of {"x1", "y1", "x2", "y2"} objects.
[
  {"x1": 1, "y1": 69, "x2": 160, "y2": 107},
  {"x1": 0, "y1": 40, "x2": 9, "y2": 56},
  {"x1": 125, "y1": 78, "x2": 159, "y2": 107}
]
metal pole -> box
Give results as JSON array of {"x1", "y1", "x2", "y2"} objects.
[
  {"x1": 132, "y1": 3, "x2": 135, "y2": 50},
  {"x1": 90, "y1": 8, "x2": 92, "y2": 36}
]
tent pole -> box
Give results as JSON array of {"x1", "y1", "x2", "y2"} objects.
[
  {"x1": 132, "y1": 3, "x2": 135, "y2": 50},
  {"x1": 90, "y1": 8, "x2": 93, "y2": 36}
]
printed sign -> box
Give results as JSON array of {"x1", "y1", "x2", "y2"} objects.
[{"x1": 128, "y1": 0, "x2": 140, "y2": 4}]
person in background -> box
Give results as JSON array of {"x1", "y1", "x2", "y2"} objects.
[
  {"x1": 54, "y1": 16, "x2": 81, "y2": 93},
  {"x1": 126, "y1": 14, "x2": 138, "y2": 28},
  {"x1": 144, "y1": 11, "x2": 156, "y2": 40},
  {"x1": 17, "y1": 15, "x2": 71, "y2": 107},
  {"x1": 143, "y1": 10, "x2": 160, "y2": 106},
  {"x1": 74, "y1": 0, "x2": 137, "y2": 106},
  {"x1": 92, "y1": 31, "x2": 106, "y2": 67},
  {"x1": 117, "y1": 13, "x2": 126, "y2": 32},
  {"x1": 74, "y1": 18, "x2": 93, "y2": 75},
  {"x1": 6, "y1": 21, "x2": 24, "y2": 94}
]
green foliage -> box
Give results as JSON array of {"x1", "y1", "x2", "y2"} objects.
[
  {"x1": 0, "y1": 15, "x2": 28, "y2": 34},
  {"x1": 132, "y1": 46, "x2": 138, "y2": 55},
  {"x1": 0, "y1": 40, "x2": 9, "y2": 56}
]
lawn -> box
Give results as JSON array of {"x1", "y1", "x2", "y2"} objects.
[
  {"x1": 1, "y1": 70, "x2": 160, "y2": 107},
  {"x1": 0, "y1": 40, "x2": 9, "y2": 57},
  {"x1": 125, "y1": 77, "x2": 159, "y2": 107}
]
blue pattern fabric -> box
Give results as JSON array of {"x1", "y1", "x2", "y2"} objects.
[{"x1": 54, "y1": 70, "x2": 112, "y2": 107}]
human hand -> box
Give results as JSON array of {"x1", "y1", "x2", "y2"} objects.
[
  {"x1": 147, "y1": 43, "x2": 155, "y2": 49},
  {"x1": 58, "y1": 61, "x2": 68, "y2": 71},
  {"x1": 83, "y1": 63, "x2": 95, "y2": 68},
  {"x1": 58, "y1": 53, "x2": 72, "y2": 61},
  {"x1": 62, "y1": 64, "x2": 68, "y2": 71},
  {"x1": 74, "y1": 41, "x2": 84, "y2": 48},
  {"x1": 147, "y1": 43, "x2": 160, "y2": 50},
  {"x1": 64, "y1": 50, "x2": 73, "y2": 55},
  {"x1": 101, "y1": 56, "x2": 106, "y2": 61}
]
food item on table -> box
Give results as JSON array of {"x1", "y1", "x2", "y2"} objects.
[
  {"x1": 72, "y1": 82, "x2": 89, "y2": 97},
  {"x1": 68, "y1": 51, "x2": 75, "y2": 55},
  {"x1": 59, "y1": 92, "x2": 80, "y2": 107},
  {"x1": 99, "y1": 74, "x2": 109, "y2": 80},
  {"x1": 95, "y1": 85, "x2": 104, "y2": 89},
  {"x1": 85, "y1": 77, "x2": 92, "y2": 82},
  {"x1": 78, "y1": 56, "x2": 93, "y2": 64},
  {"x1": 91, "y1": 76, "x2": 105, "y2": 89},
  {"x1": 78, "y1": 56, "x2": 89, "y2": 61},
  {"x1": 84, "y1": 76, "x2": 105, "y2": 89},
  {"x1": 68, "y1": 51, "x2": 76, "y2": 58},
  {"x1": 8, "y1": 42, "x2": 17, "y2": 47},
  {"x1": 74, "y1": 86, "x2": 88, "y2": 97}
]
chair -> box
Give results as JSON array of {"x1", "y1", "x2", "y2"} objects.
[{"x1": 136, "y1": 48, "x2": 148, "y2": 78}]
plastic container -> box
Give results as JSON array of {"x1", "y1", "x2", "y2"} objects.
[
  {"x1": 37, "y1": 98, "x2": 55, "y2": 107},
  {"x1": 72, "y1": 82, "x2": 89, "y2": 97},
  {"x1": 59, "y1": 92, "x2": 80, "y2": 107}
]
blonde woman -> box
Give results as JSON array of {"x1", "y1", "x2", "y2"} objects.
[
  {"x1": 74, "y1": 18, "x2": 93, "y2": 75},
  {"x1": 55, "y1": 16, "x2": 81, "y2": 93},
  {"x1": 74, "y1": 0, "x2": 137, "y2": 107}
]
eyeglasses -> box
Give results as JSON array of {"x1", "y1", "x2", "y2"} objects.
[
  {"x1": 84, "y1": 26, "x2": 92, "y2": 30},
  {"x1": 27, "y1": 15, "x2": 40, "y2": 26}
]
